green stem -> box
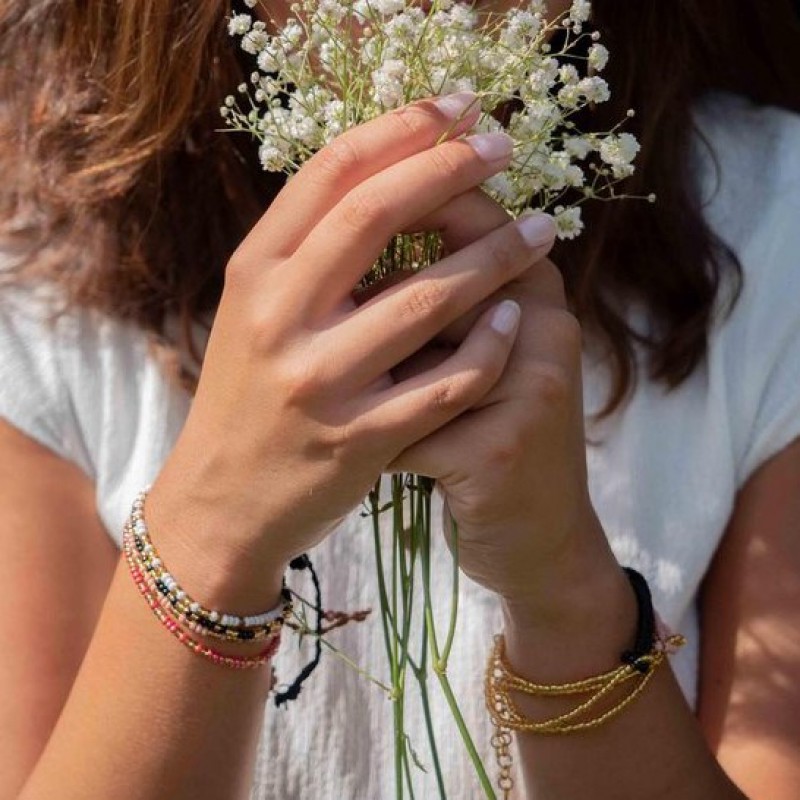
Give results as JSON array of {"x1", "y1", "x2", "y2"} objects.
[
  {"x1": 440, "y1": 515, "x2": 460, "y2": 668},
  {"x1": 408, "y1": 476, "x2": 447, "y2": 799},
  {"x1": 370, "y1": 481, "x2": 398, "y2": 665},
  {"x1": 420, "y1": 488, "x2": 497, "y2": 800},
  {"x1": 401, "y1": 734, "x2": 417, "y2": 800},
  {"x1": 413, "y1": 630, "x2": 447, "y2": 799},
  {"x1": 394, "y1": 687, "x2": 405, "y2": 800},
  {"x1": 318, "y1": 638, "x2": 393, "y2": 695},
  {"x1": 391, "y1": 476, "x2": 405, "y2": 800},
  {"x1": 435, "y1": 668, "x2": 497, "y2": 800}
]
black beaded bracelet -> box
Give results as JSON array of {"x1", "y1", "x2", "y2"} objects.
[{"x1": 619, "y1": 567, "x2": 658, "y2": 674}]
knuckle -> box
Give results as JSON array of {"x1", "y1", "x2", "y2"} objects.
[
  {"x1": 429, "y1": 375, "x2": 468, "y2": 415},
  {"x1": 388, "y1": 104, "x2": 432, "y2": 140},
  {"x1": 313, "y1": 135, "x2": 362, "y2": 181},
  {"x1": 486, "y1": 231, "x2": 523, "y2": 276},
  {"x1": 526, "y1": 361, "x2": 573, "y2": 409},
  {"x1": 340, "y1": 186, "x2": 390, "y2": 235},
  {"x1": 399, "y1": 279, "x2": 449, "y2": 322},
  {"x1": 314, "y1": 420, "x2": 353, "y2": 463},
  {"x1": 277, "y1": 357, "x2": 326, "y2": 404},
  {"x1": 224, "y1": 251, "x2": 255, "y2": 292},
  {"x1": 427, "y1": 143, "x2": 464, "y2": 181},
  {"x1": 485, "y1": 432, "x2": 524, "y2": 469}
]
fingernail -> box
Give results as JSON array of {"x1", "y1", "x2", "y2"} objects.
[
  {"x1": 466, "y1": 132, "x2": 514, "y2": 162},
  {"x1": 433, "y1": 91, "x2": 478, "y2": 120},
  {"x1": 491, "y1": 300, "x2": 521, "y2": 336},
  {"x1": 516, "y1": 211, "x2": 556, "y2": 247}
]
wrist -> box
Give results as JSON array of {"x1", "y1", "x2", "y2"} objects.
[
  {"x1": 144, "y1": 479, "x2": 289, "y2": 616},
  {"x1": 500, "y1": 510, "x2": 639, "y2": 682}
]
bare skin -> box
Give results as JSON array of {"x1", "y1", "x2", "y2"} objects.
[{"x1": 1, "y1": 8, "x2": 798, "y2": 799}]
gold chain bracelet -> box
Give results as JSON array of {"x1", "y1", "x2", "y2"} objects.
[{"x1": 484, "y1": 567, "x2": 687, "y2": 798}]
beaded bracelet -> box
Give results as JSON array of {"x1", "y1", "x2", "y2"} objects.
[
  {"x1": 123, "y1": 522, "x2": 284, "y2": 649},
  {"x1": 484, "y1": 567, "x2": 686, "y2": 798},
  {"x1": 122, "y1": 525, "x2": 280, "y2": 669},
  {"x1": 129, "y1": 489, "x2": 292, "y2": 642},
  {"x1": 129, "y1": 521, "x2": 291, "y2": 642}
]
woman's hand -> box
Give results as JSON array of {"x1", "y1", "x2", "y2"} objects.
[
  {"x1": 390, "y1": 239, "x2": 614, "y2": 617},
  {"x1": 147, "y1": 94, "x2": 558, "y2": 604}
]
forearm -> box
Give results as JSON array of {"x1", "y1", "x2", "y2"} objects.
[
  {"x1": 18, "y1": 506, "x2": 285, "y2": 800},
  {"x1": 499, "y1": 520, "x2": 746, "y2": 800}
]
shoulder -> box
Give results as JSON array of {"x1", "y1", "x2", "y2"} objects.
[
  {"x1": 694, "y1": 93, "x2": 800, "y2": 485},
  {"x1": 0, "y1": 283, "x2": 81, "y2": 467},
  {"x1": 693, "y1": 91, "x2": 800, "y2": 339},
  {"x1": 0, "y1": 279, "x2": 187, "y2": 481},
  {"x1": 693, "y1": 91, "x2": 800, "y2": 261}
]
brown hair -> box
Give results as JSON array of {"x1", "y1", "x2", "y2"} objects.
[{"x1": 1, "y1": 0, "x2": 799, "y2": 407}]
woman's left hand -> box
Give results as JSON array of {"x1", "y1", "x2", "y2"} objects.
[{"x1": 388, "y1": 210, "x2": 610, "y2": 614}]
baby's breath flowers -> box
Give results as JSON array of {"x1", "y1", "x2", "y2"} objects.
[
  {"x1": 224, "y1": 2, "x2": 645, "y2": 797},
  {"x1": 224, "y1": 0, "x2": 645, "y2": 244}
]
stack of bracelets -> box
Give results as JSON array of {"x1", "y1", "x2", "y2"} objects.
[
  {"x1": 122, "y1": 488, "x2": 293, "y2": 671},
  {"x1": 485, "y1": 567, "x2": 686, "y2": 798}
]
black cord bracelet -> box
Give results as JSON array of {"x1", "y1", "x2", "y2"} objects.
[
  {"x1": 274, "y1": 553, "x2": 323, "y2": 707},
  {"x1": 619, "y1": 567, "x2": 658, "y2": 674}
]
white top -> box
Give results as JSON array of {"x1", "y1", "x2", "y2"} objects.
[{"x1": 2, "y1": 93, "x2": 800, "y2": 798}]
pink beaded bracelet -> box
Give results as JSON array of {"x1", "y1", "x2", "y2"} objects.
[
  {"x1": 122, "y1": 525, "x2": 280, "y2": 670},
  {"x1": 128, "y1": 489, "x2": 292, "y2": 642}
]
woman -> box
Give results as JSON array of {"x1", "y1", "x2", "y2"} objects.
[{"x1": 0, "y1": 0, "x2": 799, "y2": 797}]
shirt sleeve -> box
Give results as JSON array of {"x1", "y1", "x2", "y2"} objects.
[
  {"x1": 695, "y1": 96, "x2": 800, "y2": 487},
  {"x1": 0, "y1": 285, "x2": 88, "y2": 471},
  {"x1": 721, "y1": 108, "x2": 800, "y2": 486},
  {"x1": 736, "y1": 216, "x2": 800, "y2": 483}
]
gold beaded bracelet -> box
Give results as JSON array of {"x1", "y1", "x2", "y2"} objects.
[
  {"x1": 122, "y1": 524, "x2": 280, "y2": 669},
  {"x1": 485, "y1": 567, "x2": 686, "y2": 798},
  {"x1": 128, "y1": 489, "x2": 292, "y2": 642},
  {"x1": 125, "y1": 521, "x2": 290, "y2": 646}
]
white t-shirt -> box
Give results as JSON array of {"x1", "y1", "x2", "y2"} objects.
[{"x1": 2, "y1": 93, "x2": 800, "y2": 798}]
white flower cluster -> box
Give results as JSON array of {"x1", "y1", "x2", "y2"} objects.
[{"x1": 223, "y1": 0, "x2": 644, "y2": 240}]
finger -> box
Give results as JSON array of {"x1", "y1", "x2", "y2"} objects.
[
  {"x1": 233, "y1": 93, "x2": 481, "y2": 266},
  {"x1": 335, "y1": 213, "x2": 555, "y2": 385},
  {"x1": 351, "y1": 189, "x2": 511, "y2": 305},
  {"x1": 386, "y1": 409, "x2": 478, "y2": 478},
  {"x1": 357, "y1": 216, "x2": 564, "y2": 347},
  {"x1": 389, "y1": 298, "x2": 585, "y2": 477},
  {"x1": 470, "y1": 305, "x2": 585, "y2": 414},
  {"x1": 352, "y1": 300, "x2": 522, "y2": 456},
  {"x1": 292, "y1": 131, "x2": 516, "y2": 304},
  {"x1": 352, "y1": 269, "x2": 416, "y2": 306},
  {"x1": 403, "y1": 187, "x2": 511, "y2": 254},
  {"x1": 436, "y1": 253, "x2": 570, "y2": 347}
]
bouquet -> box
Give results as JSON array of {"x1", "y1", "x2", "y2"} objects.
[{"x1": 224, "y1": 1, "x2": 645, "y2": 795}]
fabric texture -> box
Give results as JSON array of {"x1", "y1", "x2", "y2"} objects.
[{"x1": 1, "y1": 92, "x2": 799, "y2": 798}]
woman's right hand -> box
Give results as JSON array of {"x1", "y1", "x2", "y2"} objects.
[{"x1": 148, "y1": 93, "x2": 557, "y2": 606}]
